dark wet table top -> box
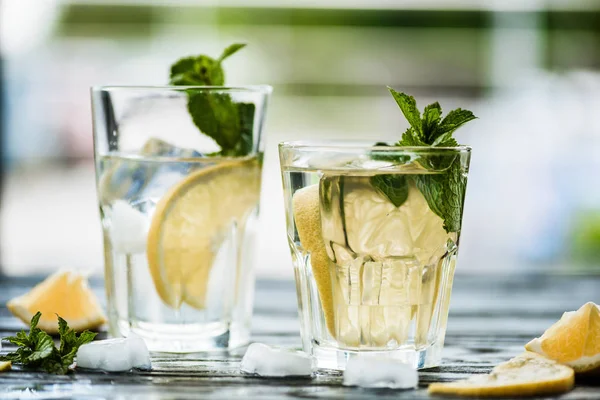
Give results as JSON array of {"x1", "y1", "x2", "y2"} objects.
[{"x1": 0, "y1": 274, "x2": 598, "y2": 399}]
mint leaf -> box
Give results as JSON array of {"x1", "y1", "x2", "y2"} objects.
[
  {"x1": 58, "y1": 315, "x2": 96, "y2": 362},
  {"x1": 371, "y1": 175, "x2": 409, "y2": 207},
  {"x1": 170, "y1": 44, "x2": 255, "y2": 156},
  {"x1": 30, "y1": 311, "x2": 42, "y2": 330},
  {"x1": 25, "y1": 331, "x2": 53, "y2": 363},
  {"x1": 436, "y1": 137, "x2": 459, "y2": 147},
  {"x1": 385, "y1": 88, "x2": 475, "y2": 232},
  {"x1": 422, "y1": 102, "x2": 442, "y2": 142},
  {"x1": 431, "y1": 108, "x2": 476, "y2": 146},
  {"x1": 0, "y1": 353, "x2": 20, "y2": 362},
  {"x1": 0, "y1": 312, "x2": 97, "y2": 374},
  {"x1": 187, "y1": 92, "x2": 241, "y2": 151},
  {"x1": 218, "y1": 43, "x2": 246, "y2": 62},
  {"x1": 169, "y1": 57, "x2": 196, "y2": 79},
  {"x1": 233, "y1": 102, "x2": 256, "y2": 156},
  {"x1": 169, "y1": 55, "x2": 223, "y2": 86},
  {"x1": 388, "y1": 87, "x2": 422, "y2": 137},
  {"x1": 397, "y1": 128, "x2": 427, "y2": 147},
  {"x1": 76, "y1": 331, "x2": 97, "y2": 347},
  {"x1": 414, "y1": 156, "x2": 467, "y2": 232}
]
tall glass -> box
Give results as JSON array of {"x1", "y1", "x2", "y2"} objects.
[
  {"x1": 92, "y1": 86, "x2": 271, "y2": 352},
  {"x1": 279, "y1": 142, "x2": 471, "y2": 370}
]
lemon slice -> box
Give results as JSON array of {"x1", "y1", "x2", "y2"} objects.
[
  {"x1": 0, "y1": 362, "x2": 11, "y2": 372},
  {"x1": 147, "y1": 158, "x2": 260, "y2": 309},
  {"x1": 292, "y1": 184, "x2": 335, "y2": 334},
  {"x1": 428, "y1": 352, "x2": 574, "y2": 397},
  {"x1": 7, "y1": 270, "x2": 107, "y2": 333},
  {"x1": 525, "y1": 302, "x2": 600, "y2": 374}
]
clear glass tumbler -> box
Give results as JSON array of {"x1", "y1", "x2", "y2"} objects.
[
  {"x1": 279, "y1": 141, "x2": 471, "y2": 369},
  {"x1": 91, "y1": 86, "x2": 271, "y2": 352}
]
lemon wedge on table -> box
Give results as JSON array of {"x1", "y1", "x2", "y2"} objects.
[
  {"x1": 7, "y1": 270, "x2": 106, "y2": 334},
  {"x1": 525, "y1": 302, "x2": 600, "y2": 374},
  {"x1": 0, "y1": 362, "x2": 11, "y2": 372},
  {"x1": 428, "y1": 352, "x2": 575, "y2": 397},
  {"x1": 146, "y1": 158, "x2": 261, "y2": 309}
]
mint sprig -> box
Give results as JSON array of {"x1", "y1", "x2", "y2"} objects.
[
  {"x1": 170, "y1": 43, "x2": 255, "y2": 156},
  {"x1": 372, "y1": 87, "x2": 476, "y2": 233},
  {"x1": 390, "y1": 87, "x2": 475, "y2": 147},
  {"x1": 0, "y1": 312, "x2": 96, "y2": 374}
]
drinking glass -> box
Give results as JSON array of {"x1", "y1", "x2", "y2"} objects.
[
  {"x1": 279, "y1": 141, "x2": 471, "y2": 369},
  {"x1": 92, "y1": 85, "x2": 271, "y2": 352}
]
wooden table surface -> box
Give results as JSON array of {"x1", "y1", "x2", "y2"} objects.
[{"x1": 0, "y1": 274, "x2": 598, "y2": 399}]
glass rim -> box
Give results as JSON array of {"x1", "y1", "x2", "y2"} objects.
[
  {"x1": 279, "y1": 140, "x2": 471, "y2": 153},
  {"x1": 91, "y1": 85, "x2": 273, "y2": 94}
]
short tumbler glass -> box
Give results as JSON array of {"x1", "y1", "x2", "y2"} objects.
[
  {"x1": 279, "y1": 141, "x2": 471, "y2": 369},
  {"x1": 92, "y1": 85, "x2": 271, "y2": 352}
]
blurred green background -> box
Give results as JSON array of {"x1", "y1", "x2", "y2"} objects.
[{"x1": 1, "y1": 0, "x2": 599, "y2": 277}]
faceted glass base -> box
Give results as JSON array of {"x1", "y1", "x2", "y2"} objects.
[
  {"x1": 114, "y1": 319, "x2": 249, "y2": 353},
  {"x1": 311, "y1": 340, "x2": 445, "y2": 370}
]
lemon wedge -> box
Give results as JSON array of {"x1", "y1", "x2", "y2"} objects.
[
  {"x1": 7, "y1": 270, "x2": 106, "y2": 333},
  {"x1": 525, "y1": 302, "x2": 600, "y2": 374},
  {"x1": 147, "y1": 158, "x2": 260, "y2": 309},
  {"x1": 0, "y1": 362, "x2": 11, "y2": 372},
  {"x1": 292, "y1": 184, "x2": 335, "y2": 334},
  {"x1": 428, "y1": 352, "x2": 574, "y2": 397}
]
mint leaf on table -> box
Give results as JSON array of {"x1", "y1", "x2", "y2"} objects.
[
  {"x1": 169, "y1": 43, "x2": 255, "y2": 157},
  {"x1": 375, "y1": 87, "x2": 476, "y2": 233},
  {"x1": 0, "y1": 312, "x2": 96, "y2": 374}
]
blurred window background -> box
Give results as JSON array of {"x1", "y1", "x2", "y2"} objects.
[{"x1": 1, "y1": 0, "x2": 599, "y2": 278}]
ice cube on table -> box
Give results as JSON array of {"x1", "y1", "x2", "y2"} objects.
[
  {"x1": 110, "y1": 200, "x2": 149, "y2": 254},
  {"x1": 240, "y1": 343, "x2": 313, "y2": 377},
  {"x1": 343, "y1": 357, "x2": 418, "y2": 389},
  {"x1": 76, "y1": 334, "x2": 151, "y2": 372}
]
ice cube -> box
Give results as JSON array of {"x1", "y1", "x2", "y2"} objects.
[
  {"x1": 343, "y1": 357, "x2": 418, "y2": 389},
  {"x1": 100, "y1": 138, "x2": 205, "y2": 204},
  {"x1": 110, "y1": 200, "x2": 148, "y2": 254},
  {"x1": 240, "y1": 343, "x2": 313, "y2": 377},
  {"x1": 76, "y1": 334, "x2": 151, "y2": 372},
  {"x1": 136, "y1": 138, "x2": 211, "y2": 202}
]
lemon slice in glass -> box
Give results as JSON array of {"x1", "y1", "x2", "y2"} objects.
[{"x1": 146, "y1": 158, "x2": 261, "y2": 309}]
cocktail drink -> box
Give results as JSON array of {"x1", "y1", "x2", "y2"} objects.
[
  {"x1": 92, "y1": 85, "x2": 270, "y2": 352},
  {"x1": 92, "y1": 85, "x2": 269, "y2": 352},
  {"x1": 91, "y1": 45, "x2": 271, "y2": 352},
  {"x1": 279, "y1": 89, "x2": 474, "y2": 369}
]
